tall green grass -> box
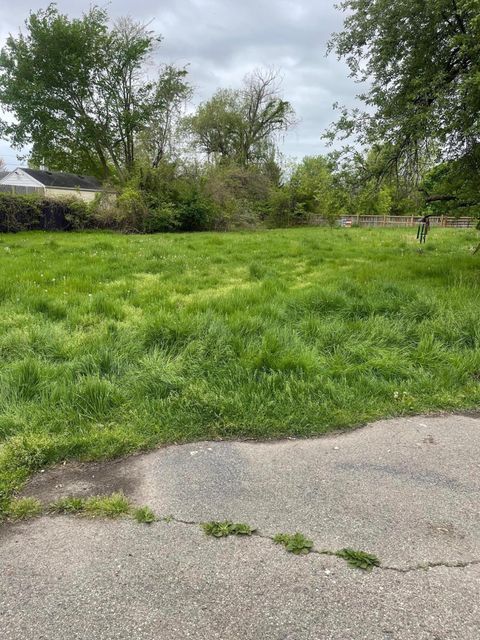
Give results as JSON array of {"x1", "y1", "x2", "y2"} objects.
[{"x1": 0, "y1": 228, "x2": 479, "y2": 514}]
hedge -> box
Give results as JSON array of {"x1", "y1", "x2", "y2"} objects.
[{"x1": 0, "y1": 193, "x2": 92, "y2": 232}]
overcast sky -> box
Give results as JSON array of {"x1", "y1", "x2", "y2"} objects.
[{"x1": 0, "y1": 0, "x2": 360, "y2": 170}]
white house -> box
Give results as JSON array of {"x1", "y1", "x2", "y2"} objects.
[{"x1": 0, "y1": 168, "x2": 103, "y2": 202}]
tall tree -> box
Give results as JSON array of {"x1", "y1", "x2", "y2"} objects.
[
  {"x1": 328, "y1": 0, "x2": 480, "y2": 205},
  {"x1": 186, "y1": 69, "x2": 295, "y2": 166},
  {"x1": 0, "y1": 5, "x2": 190, "y2": 179},
  {"x1": 139, "y1": 65, "x2": 192, "y2": 168}
]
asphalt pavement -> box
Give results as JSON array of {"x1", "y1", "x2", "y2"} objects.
[{"x1": 1, "y1": 414, "x2": 479, "y2": 639}]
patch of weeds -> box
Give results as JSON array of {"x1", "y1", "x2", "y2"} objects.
[
  {"x1": 335, "y1": 548, "x2": 380, "y2": 571},
  {"x1": 273, "y1": 532, "x2": 313, "y2": 555},
  {"x1": 7, "y1": 497, "x2": 42, "y2": 521},
  {"x1": 201, "y1": 521, "x2": 256, "y2": 537},
  {"x1": 133, "y1": 506, "x2": 156, "y2": 524},
  {"x1": 48, "y1": 496, "x2": 86, "y2": 515},
  {"x1": 49, "y1": 492, "x2": 131, "y2": 519},
  {"x1": 84, "y1": 492, "x2": 131, "y2": 518}
]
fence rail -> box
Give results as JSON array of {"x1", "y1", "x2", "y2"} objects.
[{"x1": 307, "y1": 215, "x2": 476, "y2": 228}]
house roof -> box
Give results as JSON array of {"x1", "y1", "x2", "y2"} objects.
[
  {"x1": 0, "y1": 171, "x2": 8, "y2": 181},
  {"x1": 21, "y1": 168, "x2": 102, "y2": 191}
]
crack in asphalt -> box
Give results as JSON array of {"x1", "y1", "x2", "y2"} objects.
[
  {"x1": 380, "y1": 559, "x2": 480, "y2": 573},
  {"x1": 4, "y1": 511, "x2": 479, "y2": 575},
  {"x1": 162, "y1": 515, "x2": 480, "y2": 574}
]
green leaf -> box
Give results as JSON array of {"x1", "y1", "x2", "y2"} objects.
[{"x1": 335, "y1": 548, "x2": 380, "y2": 571}]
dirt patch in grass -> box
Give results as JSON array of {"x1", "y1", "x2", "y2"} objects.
[{"x1": 19, "y1": 457, "x2": 141, "y2": 505}]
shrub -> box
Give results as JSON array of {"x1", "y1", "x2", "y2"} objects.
[
  {"x1": 177, "y1": 192, "x2": 216, "y2": 231},
  {"x1": 145, "y1": 202, "x2": 180, "y2": 232},
  {"x1": 267, "y1": 187, "x2": 309, "y2": 227},
  {"x1": 116, "y1": 187, "x2": 149, "y2": 232},
  {"x1": 0, "y1": 193, "x2": 41, "y2": 231},
  {"x1": 203, "y1": 164, "x2": 273, "y2": 229},
  {"x1": 0, "y1": 192, "x2": 92, "y2": 232}
]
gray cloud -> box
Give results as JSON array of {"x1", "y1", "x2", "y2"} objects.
[{"x1": 0, "y1": 0, "x2": 361, "y2": 169}]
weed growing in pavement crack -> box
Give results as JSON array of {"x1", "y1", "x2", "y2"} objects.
[
  {"x1": 4, "y1": 499, "x2": 383, "y2": 572},
  {"x1": 133, "y1": 506, "x2": 157, "y2": 524},
  {"x1": 334, "y1": 548, "x2": 380, "y2": 571},
  {"x1": 201, "y1": 521, "x2": 256, "y2": 537},
  {"x1": 273, "y1": 532, "x2": 313, "y2": 555}
]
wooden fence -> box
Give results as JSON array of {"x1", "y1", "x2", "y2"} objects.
[{"x1": 308, "y1": 215, "x2": 476, "y2": 228}]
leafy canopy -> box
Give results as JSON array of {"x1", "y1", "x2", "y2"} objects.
[
  {"x1": 186, "y1": 69, "x2": 295, "y2": 166},
  {"x1": 0, "y1": 4, "x2": 190, "y2": 179},
  {"x1": 329, "y1": 0, "x2": 480, "y2": 205}
]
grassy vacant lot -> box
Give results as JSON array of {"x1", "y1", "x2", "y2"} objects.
[{"x1": 0, "y1": 228, "x2": 479, "y2": 512}]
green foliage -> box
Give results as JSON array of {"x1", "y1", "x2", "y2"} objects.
[
  {"x1": 83, "y1": 493, "x2": 131, "y2": 518},
  {"x1": 335, "y1": 548, "x2": 380, "y2": 571},
  {"x1": 133, "y1": 506, "x2": 157, "y2": 524},
  {"x1": 49, "y1": 497, "x2": 86, "y2": 514},
  {"x1": 422, "y1": 156, "x2": 480, "y2": 216},
  {"x1": 139, "y1": 64, "x2": 192, "y2": 168},
  {"x1": 329, "y1": 0, "x2": 480, "y2": 209},
  {"x1": 203, "y1": 163, "x2": 273, "y2": 229},
  {"x1": 201, "y1": 521, "x2": 256, "y2": 537},
  {"x1": 50, "y1": 496, "x2": 157, "y2": 522},
  {"x1": 5, "y1": 496, "x2": 42, "y2": 520},
  {"x1": 273, "y1": 532, "x2": 314, "y2": 555},
  {"x1": 186, "y1": 69, "x2": 295, "y2": 166},
  {"x1": 48, "y1": 495, "x2": 159, "y2": 525},
  {"x1": 7, "y1": 358, "x2": 43, "y2": 401},
  {"x1": 289, "y1": 155, "x2": 345, "y2": 223},
  {"x1": 116, "y1": 187, "x2": 150, "y2": 232},
  {"x1": 0, "y1": 193, "x2": 91, "y2": 232},
  {"x1": 48, "y1": 493, "x2": 131, "y2": 518},
  {"x1": 0, "y1": 5, "x2": 190, "y2": 178}
]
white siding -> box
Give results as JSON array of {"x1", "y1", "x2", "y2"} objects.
[
  {"x1": 0, "y1": 169, "x2": 44, "y2": 189},
  {"x1": 45, "y1": 187, "x2": 99, "y2": 202}
]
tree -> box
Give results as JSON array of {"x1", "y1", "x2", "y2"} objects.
[
  {"x1": 328, "y1": 0, "x2": 480, "y2": 205},
  {"x1": 186, "y1": 69, "x2": 295, "y2": 166},
  {"x1": 0, "y1": 5, "x2": 190, "y2": 179},
  {"x1": 139, "y1": 65, "x2": 192, "y2": 168},
  {"x1": 289, "y1": 156, "x2": 342, "y2": 219}
]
